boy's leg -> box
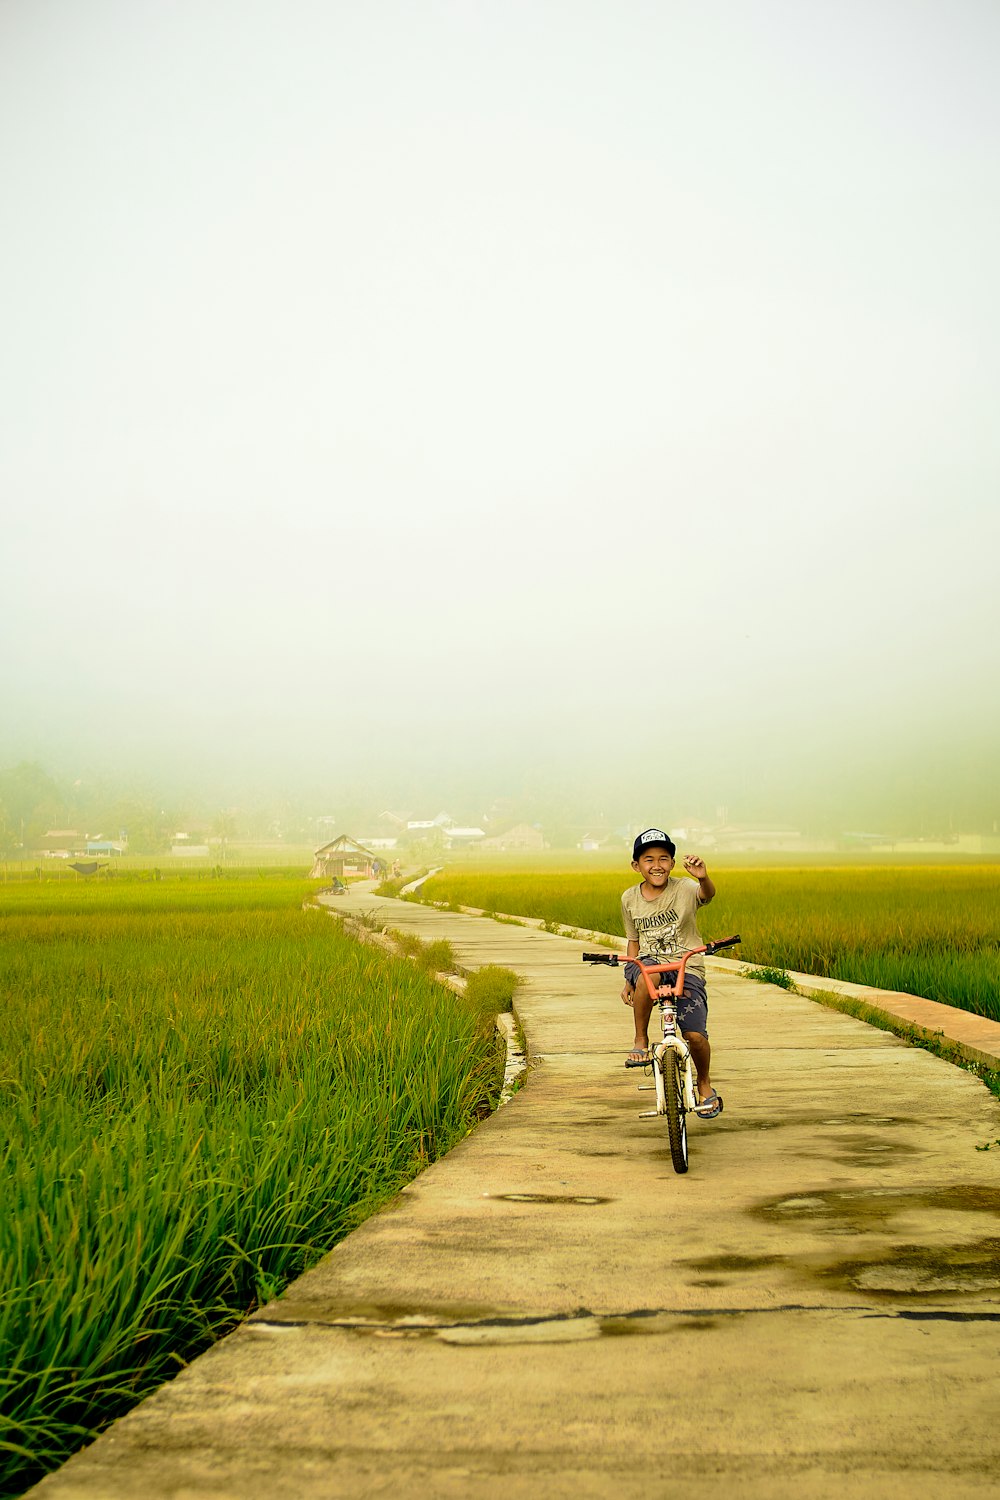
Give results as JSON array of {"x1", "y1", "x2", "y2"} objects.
[
  {"x1": 676, "y1": 974, "x2": 721, "y2": 1113},
  {"x1": 683, "y1": 1031, "x2": 713, "y2": 1101},
  {"x1": 622, "y1": 961, "x2": 656, "y2": 1060}
]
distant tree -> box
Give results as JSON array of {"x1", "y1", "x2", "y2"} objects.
[
  {"x1": 401, "y1": 826, "x2": 446, "y2": 860},
  {"x1": 0, "y1": 762, "x2": 66, "y2": 850},
  {"x1": 212, "y1": 810, "x2": 238, "y2": 859},
  {"x1": 105, "y1": 799, "x2": 173, "y2": 855}
]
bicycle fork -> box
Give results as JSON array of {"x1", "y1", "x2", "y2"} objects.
[{"x1": 638, "y1": 1001, "x2": 698, "y2": 1117}]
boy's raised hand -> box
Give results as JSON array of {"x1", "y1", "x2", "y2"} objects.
[{"x1": 683, "y1": 854, "x2": 708, "y2": 879}]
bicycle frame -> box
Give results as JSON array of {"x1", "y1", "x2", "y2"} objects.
[
  {"x1": 625, "y1": 955, "x2": 700, "y2": 1117},
  {"x1": 582, "y1": 936, "x2": 741, "y2": 1119}
]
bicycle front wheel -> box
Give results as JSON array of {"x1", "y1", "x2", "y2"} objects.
[{"x1": 664, "y1": 1058, "x2": 689, "y2": 1174}]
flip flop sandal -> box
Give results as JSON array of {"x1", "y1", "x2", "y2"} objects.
[
  {"x1": 624, "y1": 1049, "x2": 651, "y2": 1069},
  {"x1": 694, "y1": 1090, "x2": 723, "y2": 1118}
]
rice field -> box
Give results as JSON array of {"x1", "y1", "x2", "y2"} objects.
[
  {"x1": 420, "y1": 860, "x2": 1000, "y2": 1021},
  {"x1": 0, "y1": 872, "x2": 503, "y2": 1496}
]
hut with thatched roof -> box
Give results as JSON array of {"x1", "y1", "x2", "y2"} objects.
[{"x1": 309, "y1": 835, "x2": 379, "y2": 880}]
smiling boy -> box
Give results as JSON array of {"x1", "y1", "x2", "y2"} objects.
[{"x1": 620, "y1": 827, "x2": 721, "y2": 1118}]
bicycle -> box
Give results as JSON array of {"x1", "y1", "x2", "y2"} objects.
[{"x1": 583, "y1": 936, "x2": 741, "y2": 1173}]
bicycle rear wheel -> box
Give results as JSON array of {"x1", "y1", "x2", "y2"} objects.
[{"x1": 664, "y1": 1057, "x2": 689, "y2": 1173}]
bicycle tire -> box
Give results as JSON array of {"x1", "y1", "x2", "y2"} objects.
[{"x1": 664, "y1": 1057, "x2": 689, "y2": 1174}]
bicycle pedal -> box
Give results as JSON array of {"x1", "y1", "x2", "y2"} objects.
[
  {"x1": 637, "y1": 1084, "x2": 655, "y2": 1091},
  {"x1": 638, "y1": 1108, "x2": 660, "y2": 1119}
]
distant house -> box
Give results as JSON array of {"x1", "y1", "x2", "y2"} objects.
[
  {"x1": 713, "y1": 826, "x2": 803, "y2": 852},
  {"x1": 406, "y1": 813, "x2": 455, "y2": 832},
  {"x1": 443, "y1": 827, "x2": 486, "y2": 848},
  {"x1": 379, "y1": 811, "x2": 409, "y2": 829},
  {"x1": 37, "y1": 829, "x2": 84, "y2": 858},
  {"x1": 481, "y1": 823, "x2": 545, "y2": 852},
  {"x1": 86, "y1": 840, "x2": 125, "y2": 856},
  {"x1": 169, "y1": 831, "x2": 210, "y2": 858},
  {"x1": 669, "y1": 818, "x2": 716, "y2": 847},
  {"x1": 309, "y1": 835, "x2": 379, "y2": 880}
]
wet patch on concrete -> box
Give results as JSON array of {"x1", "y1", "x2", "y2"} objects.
[
  {"x1": 718, "y1": 1112, "x2": 918, "y2": 1136},
  {"x1": 830, "y1": 1239, "x2": 1000, "y2": 1296},
  {"x1": 683, "y1": 1253, "x2": 787, "y2": 1272},
  {"x1": 754, "y1": 1183, "x2": 1000, "y2": 1229},
  {"x1": 818, "y1": 1132, "x2": 922, "y2": 1168},
  {"x1": 560, "y1": 1116, "x2": 625, "y2": 1127},
  {"x1": 818, "y1": 1115, "x2": 918, "y2": 1128},
  {"x1": 751, "y1": 1185, "x2": 1000, "y2": 1300},
  {"x1": 252, "y1": 1298, "x2": 503, "y2": 1328},
  {"x1": 488, "y1": 1192, "x2": 612, "y2": 1205}
]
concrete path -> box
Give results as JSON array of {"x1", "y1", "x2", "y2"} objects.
[{"x1": 31, "y1": 889, "x2": 1000, "y2": 1499}]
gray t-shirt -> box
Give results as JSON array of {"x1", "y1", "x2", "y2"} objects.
[{"x1": 620, "y1": 875, "x2": 707, "y2": 975}]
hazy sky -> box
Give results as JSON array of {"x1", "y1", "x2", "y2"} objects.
[{"x1": 3, "y1": 0, "x2": 998, "y2": 830}]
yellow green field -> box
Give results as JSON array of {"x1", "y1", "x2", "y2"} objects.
[{"x1": 420, "y1": 859, "x2": 1000, "y2": 1021}]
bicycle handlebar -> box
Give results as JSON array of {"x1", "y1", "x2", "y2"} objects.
[
  {"x1": 582, "y1": 935, "x2": 741, "y2": 965},
  {"x1": 706, "y1": 934, "x2": 741, "y2": 954}
]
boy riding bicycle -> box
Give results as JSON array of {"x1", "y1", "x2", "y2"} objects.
[{"x1": 621, "y1": 827, "x2": 722, "y2": 1118}]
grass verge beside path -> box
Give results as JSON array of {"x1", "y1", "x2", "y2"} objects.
[
  {"x1": 0, "y1": 875, "x2": 504, "y2": 1497},
  {"x1": 419, "y1": 864, "x2": 1000, "y2": 1022}
]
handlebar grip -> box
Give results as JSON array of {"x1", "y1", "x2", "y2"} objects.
[
  {"x1": 582, "y1": 952, "x2": 619, "y2": 965},
  {"x1": 706, "y1": 934, "x2": 741, "y2": 954}
]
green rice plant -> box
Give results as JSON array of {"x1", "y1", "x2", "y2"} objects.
[
  {"x1": 464, "y1": 966, "x2": 520, "y2": 1014},
  {"x1": 0, "y1": 878, "x2": 503, "y2": 1495},
  {"x1": 419, "y1": 863, "x2": 1000, "y2": 1021},
  {"x1": 387, "y1": 930, "x2": 456, "y2": 974},
  {"x1": 742, "y1": 966, "x2": 795, "y2": 990},
  {"x1": 372, "y1": 870, "x2": 426, "y2": 899},
  {"x1": 420, "y1": 939, "x2": 457, "y2": 974}
]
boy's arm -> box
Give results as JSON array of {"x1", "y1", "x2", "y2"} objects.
[
  {"x1": 621, "y1": 892, "x2": 640, "y2": 950},
  {"x1": 682, "y1": 854, "x2": 716, "y2": 905},
  {"x1": 621, "y1": 895, "x2": 640, "y2": 999},
  {"x1": 622, "y1": 937, "x2": 640, "y2": 1004}
]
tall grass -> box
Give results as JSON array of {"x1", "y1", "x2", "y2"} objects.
[
  {"x1": 420, "y1": 864, "x2": 1000, "y2": 1021},
  {"x1": 0, "y1": 877, "x2": 503, "y2": 1495}
]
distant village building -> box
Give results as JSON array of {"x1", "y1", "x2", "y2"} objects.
[
  {"x1": 38, "y1": 829, "x2": 83, "y2": 858},
  {"x1": 443, "y1": 827, "x2": 486, "y2": 848},
  {"x1": 406, "y1": 813, "x2": 454, "y2": 833},
  {"x1": 866, "y1": 832, "x2": 1000, "y2": 855},
  {"x1": 309, "y1": 835, "x2": 379, "y2": 880},
  {"x1": 669, "y1": 818, "x2": 716, "y2": 848},
  {"x1": 481, "y1": 823, "x2": 545, "y2": 852},
  {"x1": 169, "y1": 832, "x2": 210, "y2": 857}
]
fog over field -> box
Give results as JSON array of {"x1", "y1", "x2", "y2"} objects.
[{"x1": 2, "y1": 1, "x2": 998, "y2": 835}]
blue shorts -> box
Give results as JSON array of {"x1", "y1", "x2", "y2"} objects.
[{"x1": 624, "y1": 960, "x2": 709, "y2": 1037}]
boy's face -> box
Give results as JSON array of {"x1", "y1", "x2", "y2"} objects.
[{"x1": 633, "y1": 847, "x2": 675, "y2": 888}]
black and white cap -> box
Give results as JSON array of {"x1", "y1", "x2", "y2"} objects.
[{"x1": 632, "y1": 828, "x2": 676, "y2": 861}]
